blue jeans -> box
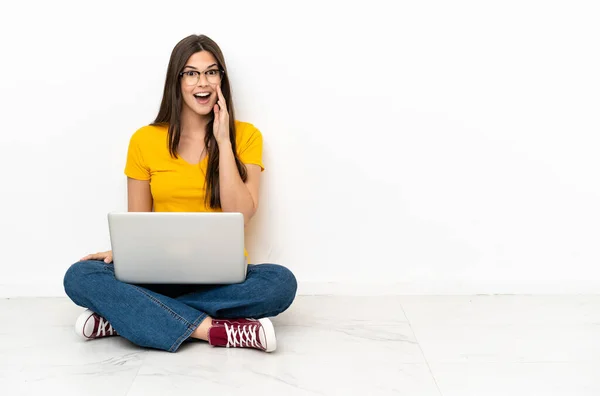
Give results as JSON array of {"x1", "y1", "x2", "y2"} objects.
[{"x1": 63, "y1": 260, "x2": 297, "y2": 352}]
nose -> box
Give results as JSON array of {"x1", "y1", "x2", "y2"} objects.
[{"x1": 197, "y1": 72, "x2": 209, "y2": 87}]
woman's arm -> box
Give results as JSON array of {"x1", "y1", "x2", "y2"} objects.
[
  {"x1": 218, "y1": 142, "x2": 261, "y2": 225},
  {"x1": 127, "y1": 177, "x2": 153, "y2": 212}
]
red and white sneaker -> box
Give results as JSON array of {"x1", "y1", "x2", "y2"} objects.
[
  {"x1": 75, "y1": 309, "x2": 118, "y2": 340},
  {"x1": 208, "y1": 318, "x2": 276, "y2": 352}
]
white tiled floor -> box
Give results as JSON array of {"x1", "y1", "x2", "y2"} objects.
[{"x1": 1, "y1": 295, "x2": 600, "y2": 395}]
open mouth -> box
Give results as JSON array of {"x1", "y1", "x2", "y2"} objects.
[{"x1": 193, "y1": 92, "x2": 211, "y2": 105}]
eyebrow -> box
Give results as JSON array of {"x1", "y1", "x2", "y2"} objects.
[{"x1": 183, "y1": 63, "x2": 218, "y2": 70}]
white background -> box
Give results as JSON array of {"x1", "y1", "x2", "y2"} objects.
[{"x1": 0, "y1": 0, "x2": 599, "y2": 296}]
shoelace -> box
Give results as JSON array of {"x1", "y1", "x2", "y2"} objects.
[
  {"x1": 96, "y1": 316, "x2": 116, "y2": 337},
  {"x1": 224, "y1": 323, "x2": 260, "y2": 348}
]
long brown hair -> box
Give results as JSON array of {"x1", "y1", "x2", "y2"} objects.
[{"x1": 152, "y1": 34, "x2": 247, "y2": 209}]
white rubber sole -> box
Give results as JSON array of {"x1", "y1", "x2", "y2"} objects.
[
  {"x1": 74, "y1": 309, "x2": 95, "y2": 340},
  {"x1": 258, "y1": 317, "x2": 277, "y2": 352}
]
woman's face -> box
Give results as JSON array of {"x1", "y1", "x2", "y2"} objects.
[{"x1": 180, "y1": 51, "x2": 222, "y2": 117}]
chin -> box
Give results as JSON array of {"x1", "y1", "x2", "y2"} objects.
[
  {"x1": 183, "y1": 100, "x2": 215, "y2": 116},
  {"x1": 193, "y1": 106, "x2": 213, "y2": 116}
]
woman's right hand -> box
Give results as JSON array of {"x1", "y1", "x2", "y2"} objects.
[{"x1": 80, "y1": 250, "x2": 113, "y2": 263}]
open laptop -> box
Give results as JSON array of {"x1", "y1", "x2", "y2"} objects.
[{"x1": 107, "y1": 212, "x2": 247, "y2": 284}]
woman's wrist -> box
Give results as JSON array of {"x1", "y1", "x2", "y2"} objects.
[{"x1": 217, "y1": 139, "x2": 232, "y2": 151}]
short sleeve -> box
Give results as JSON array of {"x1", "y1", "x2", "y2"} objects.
[
  {"x1": 237, "y1": 124, "x2": 265, "y2": 171},
  {"x1": 124, "y1": 131, "x2": 151, "y2": 180}
]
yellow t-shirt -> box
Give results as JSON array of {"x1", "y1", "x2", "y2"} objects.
[{"x1": 123, "y1": 120, "x2": 264, "y2": 259}]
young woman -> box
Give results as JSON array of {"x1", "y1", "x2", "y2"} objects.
[{"x1": 63, "y1": 35, "x2": 297, "y2": 353}]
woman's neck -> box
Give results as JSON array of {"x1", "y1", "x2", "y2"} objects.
[{"x1": 180, "y1": 107, "x2": 209, "y2": 139}]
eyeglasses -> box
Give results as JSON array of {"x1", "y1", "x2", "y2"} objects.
[{"x1": 179, "y1": 68, "x2": 224, "y2": 86}]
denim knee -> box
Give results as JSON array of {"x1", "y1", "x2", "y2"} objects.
[
  {"x1": 259, "y1": 264, "x2": 298, "y2": 312},
  {"x1": 63, "y1": 260, "x2": 105, "y2": 300}
]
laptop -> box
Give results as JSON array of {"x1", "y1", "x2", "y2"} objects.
[{"x1": 107, "y1": 212, "x2": 247, "y2": 284}]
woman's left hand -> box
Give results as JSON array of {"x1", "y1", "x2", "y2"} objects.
[{"x1": 213, "y1": 85, "x2": 230, "y2": 146}]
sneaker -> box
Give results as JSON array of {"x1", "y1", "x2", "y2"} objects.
[
  {"x1": 75, "y1": 309, "x2": 118, "y2": 340},
  {"x1": 208, "y1": 318, "x2": 276, "y2": 352}
]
